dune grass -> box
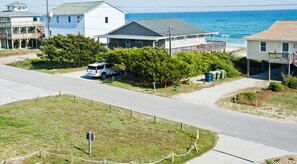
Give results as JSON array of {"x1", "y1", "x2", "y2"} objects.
[
  {"x1": 0, "y1": 95, "x2": 217, "y2": 163},
  {"x1": 8, "y1": 58, "x2": 86, "y2": 74},
  {"x1": 0, "y1": 49, "x2": 36, "y2": 57}
]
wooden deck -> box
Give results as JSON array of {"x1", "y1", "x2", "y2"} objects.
[{"x1": 268, "y1": 52, "x2": 293, "y2": 64}]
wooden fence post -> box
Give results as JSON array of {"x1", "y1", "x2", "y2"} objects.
[
  {"x1": 59, "y1": 91, "x2": 61, "y2": 97},
  {"x1": 181, "y1": 123, "x2": 183, "y2": 131},
  {"x1": 103, "y1": 159, "x2": 106, "y2": 164},
  {"x1": 109, "y1": 104, "x2": 112, "y2": 111},
  {"x1": 36, "y1": 95, "x2": 39, "y2": 101},
  {"x1": 70, "y1": 154, "x2": 73, "y2": 164},
  {"x1": 154, "y1": 116, "x2": 157, "y2": 123},
  {"x1": 196, "y1": 130, "x2": 200, "y2": 140},
  {"x1": 130, "y1": 110, "x2": 133, "y2": 117},
  {"x1": 171, "y1": 152, "x2": 175, "y2": 163},
  {"x1": 39, "y1": 149, "x2": 42, "y2": 159},
  {"x1": 91, "y1": 100, "x2": 93, "y2": 106},
  {"x1": 73, "y1": 96, "x2": 76, "y2": 102}
]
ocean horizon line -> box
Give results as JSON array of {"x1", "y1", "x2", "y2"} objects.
[{"x1": 126, "y1": 8, "x2": 297, "y2": 15}]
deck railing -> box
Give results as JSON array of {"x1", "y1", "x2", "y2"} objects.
[
  {"x1": 0, "y1": 21, "x2": 44, "y2": 27},
  {"x1": 268, "y1": 52, "x2": 293, "y2": 64},
  {"x1": 197, "y1": 41, "x2": 226, "y2": 52}
]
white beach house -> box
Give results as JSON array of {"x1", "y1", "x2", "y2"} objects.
[
  {"x1": 245, "y1": 20, "x2": 297, "y2": 80},
  {"x1": 0, "y1": 2, "x2": 44, "y2": 49},
  {"x1": 46, "y1": 1, "x2": 125, "y2": 43}
]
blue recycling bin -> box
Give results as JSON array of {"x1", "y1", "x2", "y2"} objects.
[{"x1": 204, "y1": 72, "x2": 213, "y2": 82}]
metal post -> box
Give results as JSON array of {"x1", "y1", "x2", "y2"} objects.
[
  {"x1": 46, "y1": 0, "x2": 50, "y2": 37},
  {"x1": 88, "y1": 139, "x2": 92, "y2": 155},
  {"x1": 247, "y1": 59, "x2": 250, "y2": 77}
]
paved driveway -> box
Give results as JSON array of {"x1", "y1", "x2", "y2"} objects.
[{"x1": 175, "y1": 69, "x2": 281, "y2": 107}]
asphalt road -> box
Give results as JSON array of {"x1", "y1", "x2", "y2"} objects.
[{"x1": 0, "y1": 64, "x2": 296, "y2": 152}]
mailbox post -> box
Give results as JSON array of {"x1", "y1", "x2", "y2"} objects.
[{"x1": 86, "y1": 132, "x2": 95, "y2": 155}]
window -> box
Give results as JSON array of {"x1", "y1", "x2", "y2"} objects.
[
  {"x1": 135, "y1": 40, "x2": 143, "y2": 43},
  {"x1": 260, "y1": 41, "x2": 266, "y2": 52},
  {"x1": 282, "y1": 42, "x2": 289, "y2": 52},
  {"x1": 105, "y1": 17, "x2": 108, "y2": 23},
  {"x1": 106, "y1": 64, "x2": 114, "y2": 68},
  {"x1": 56, "y1": 16, "x2": 59, "y2": 23},
  {"x1": 77, "y1": 16, "x2": 80, "y2": 23},
  {"x1": 68, "y1": 16, "x2": 71, "y2": 23}
]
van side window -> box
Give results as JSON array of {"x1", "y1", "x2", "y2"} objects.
[
  {"x1": 106, "y1": 64, "x2": 114, "y2": 68},
  {"x1": 97, "y1": 66, "x2": 104, "y2": 69}
]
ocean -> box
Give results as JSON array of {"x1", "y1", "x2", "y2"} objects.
[{"x1": 126, "y1": 10, "x2": 297, "y2": 46}]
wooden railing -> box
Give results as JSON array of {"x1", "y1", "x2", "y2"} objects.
[
  {"x1": 197, "y1": 41, "x2": 226, "y2": 52},
  {"x1": 268, "y1": 52, "x2": 293, "y2": 64},
  {"x1": 0, "y1": 21, "x2": 44, "y2": 27}
]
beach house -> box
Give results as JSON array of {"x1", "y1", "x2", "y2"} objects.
[
  {"x1": 46, "y1": 1, "x2": 125, "y2": 43},
  {"x1": 97, "y1": 18, "x2": 225, "y2": 54},
  {"x1": 245, "y1": 20, "x2": 297, "y2": 80},
  {"x1": 0, "y1": 2, "x2": 44, "y2": 49}
]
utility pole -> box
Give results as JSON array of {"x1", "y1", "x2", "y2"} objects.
[
  {"x1": 46, "y1": 0, "x2": 50, "y2": 37},
  {"x1": 168, "y1": 26, "x2": 173, "y2": 57}
]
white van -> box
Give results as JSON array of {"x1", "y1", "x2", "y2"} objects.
[{"x1": 86, "y1": 62, "x2": 120, "y2": 79}]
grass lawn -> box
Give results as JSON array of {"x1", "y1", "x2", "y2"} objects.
[
  {"x1": 217, "y1": 88, "x2": 297, "y2": 123},
  {"x1": 104, "y1": 77, "x2": 241, "y2": 98},
  {"x1": 0, "y1": 95, "x2": 217, "y2": 163},
  {"x1": 8, "y1": 58, "x2": 86, "y2": 74},
  {"x1": 0, "y1": 49, "x2": 37, "y2": 57}
]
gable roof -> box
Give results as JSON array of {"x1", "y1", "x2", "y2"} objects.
[
  {"x1": 6, "y1": 2, "x2": 27, "y2": 7},
  {"x1": 245, "y1": 20, "x2": 297, "y2": 41},
  {"x1": 134, "y1": 18, "x2": 206, "y2": 37},
  {"x1": 51, "y1": 1, "x2": 124, "y2": 16}
]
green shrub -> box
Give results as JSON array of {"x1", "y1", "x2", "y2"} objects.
[
  {"x1": 176, "y1": 51, "x2": 240, "y2": 77},
  {"x1": 237, "y1": 92, "x2": 256, "y2": 101},
  {"x1": 268, "y1": 82, "x2": 285, "y2": 92},
  {"x1": 282, "y1": 75, "x2": 293, "y2": 86},
  {"x1": 288, "y1": 77, "x2": 297, "y2": 89}
]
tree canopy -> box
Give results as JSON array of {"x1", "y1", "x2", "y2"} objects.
[{"x1": 38, "y1": 34, "x2": 106, "y2": 67}]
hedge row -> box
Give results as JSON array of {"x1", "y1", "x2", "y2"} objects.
[{"x1": 104, "y1": 47, "x2": 240, "y2": 85}]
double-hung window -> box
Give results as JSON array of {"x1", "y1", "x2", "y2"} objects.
[{"x1": 260, "y1": 41, "x2": 266, "y2": 52}]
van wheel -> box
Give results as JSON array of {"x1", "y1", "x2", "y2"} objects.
[{"x1": 101, "y1": 73, "x2": 107, "y2": 79}]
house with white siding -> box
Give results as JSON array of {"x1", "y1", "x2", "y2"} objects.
[
  {"x1": 0, "y1": 2, "x2": 44, "y2": 49},
  {"x1": 46, "y1": 1, "x2": 125, "y2": 43},
  {"x1": 98, "y1": 18, "x2": 225, "y2": 55},
  {"x1": 245, "y1": 20, "x2": 297, "y2": 80}
]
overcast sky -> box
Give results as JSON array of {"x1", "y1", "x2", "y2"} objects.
[{"x1": 1, "y1": 0, "x2": 297, "y2": 14}]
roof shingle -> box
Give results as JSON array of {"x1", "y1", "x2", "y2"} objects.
[
  {"x1": 134, "y1": 18, "x2": 206, "y2": 37},
  {"x1": 52, "y1": 1, "x2": 104, "y2": 16},
  {"x1": 245, "y1": 20, "x2": 297, "y2": 41}
]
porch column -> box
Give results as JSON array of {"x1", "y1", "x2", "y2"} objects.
[
  {"x1": 268, "y1": 62, "x2": 271, "y2": 81},
  {"x1": 247, "y1": 59, "x2": 250, "y2": 77}
]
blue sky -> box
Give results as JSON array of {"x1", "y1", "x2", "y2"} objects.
[{"x1": 1, "y1": 0, "x2": 297, "y2": 14}]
